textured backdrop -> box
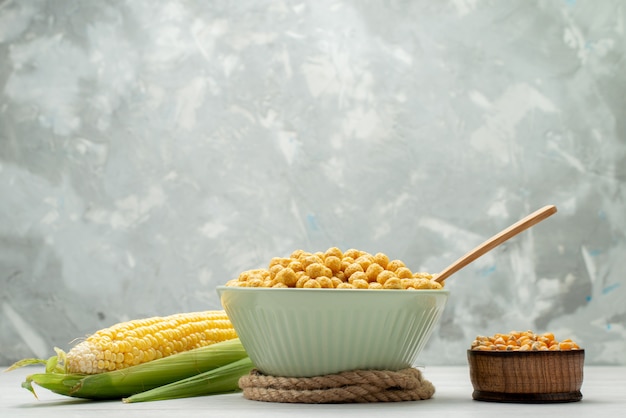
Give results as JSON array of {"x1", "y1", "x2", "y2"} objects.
[{"x1": 1, "y1": 0, "x2": 625, "y2": 366}]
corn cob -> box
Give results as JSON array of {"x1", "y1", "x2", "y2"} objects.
[
  {"x1": 7, "y1": 310, "x2": 251, "y2": 401},
  {"x1": 16, "y1": 338, "x2": 249, "y2": 400},
  {"x1": 66, "y1": 310, "x2": 237, "y2": 374}
]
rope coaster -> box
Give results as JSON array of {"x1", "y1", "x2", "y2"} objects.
[{"x1": 238, "y1": 367, "x2": 435, "y2": 403}]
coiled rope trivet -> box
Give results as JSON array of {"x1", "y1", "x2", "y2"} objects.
[{"x1": 238, "y1": 367, "x2": 435, "y2": 403}]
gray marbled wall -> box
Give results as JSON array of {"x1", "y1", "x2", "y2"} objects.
[{"x1": 1, "y1": 0, "x2": 624, "y2": 366}]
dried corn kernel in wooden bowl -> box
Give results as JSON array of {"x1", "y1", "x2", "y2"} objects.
[
  {"x1": 224, "y1": 247, "x2": 443, "y2": 290},
  {"x1": 470, "y1": 330, "x2": 581, "y2": 352},
  {"x1": 467, "y1": 330, "x2": 584, "y2": 403}
]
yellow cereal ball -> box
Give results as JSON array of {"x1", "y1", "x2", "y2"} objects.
[
  {"x1": 264, "y1": 278, "x2": 278, "y2": 287},
  {"x1": 225, "y1": 279, "x2": 239, "y2": 287},
  {"x1": 325, "y1": 247, "x2": 343, "y2": 259},
  {"x1": 306, "y1": 263, "x2": 332, "y2": 279},
  {"x1": 303, "y1": 279, "x2": 321, "y2": 288},
  {"x1": 334, "y1": 271, "x2": 346, "y2": 282},
  {"x1": 410, "y1": 278, "x2": 427, "y2": 289},
  {"x1": 383, "y1": 277, "x2": 402, "y2": 289},
  {"x1": 414, "y1": 278, "x2": 442, "y2": 289},
  {"x1": 354, "y1": 255, "x2": 374, "y2": 271},
  {"x1": 368, "y1": 282, "x2": 384, "y2": 290},
  {"x1": 324, "y1": 256, "x2": 342, "y2": 273},
  {"x1": 365, "y1": 263, "x2": 384, "y2": 282},
  {"x1": 413, "y1": 272, "x2": 433, "y2": 279},
  {"x1": 341, "y1": 256, "x2": 355, "y2": 265},
  {"x1": 288, "y1": 260, "x2": 304, "y2": 272},
  {"x1": 296, "y1": 275, "x2": 310, "y2": 288},
  {"x1": 376, "y1": 270, "x2": 396, "y2": 285},
  {"x1": 269, "y1": 257, "x2": 291, "y2": 268},
  {"x1": 272, "y1": 282, "x2": 289, "y2": 288},
  {"x1": 344, "y1": 263, "x2": 364, "y2": 279},
  {"x1": 348, "y1": 271, "x2": 368, "y2": 284},
  {"x1": 331, "y1": 277, "x2": 343, "y2": 288},
  {"x1": 373, "y1": 253, "x2": 389, "y2": 269},
  {"x1": 386, "y1": 260, "x2": 405, "y2": 272},
  {"x1": 343, "y1": 248, "x2": 361, "y2": 259},
  {"x1": 395, "y1": 267, "x2": 413, "y2": 279},
  {"x1": 276, "y1": 267, "x2": 298, "y2": 287},
  {"x1": 232, "y1": 281, "x2": 248, "y2": 287},
  {"x1": 269, "y1": 264, "x2": 283, "y2": 279},
  {"x1": 290, "y1": 249, "x2": 307, "y2": 259},
  {"x1": 301, "y1": 255, "x2": 323, "y2": 268},
  {"x1": 314, "y1": 251, "x2": 326, "y2": 260},
  {"x1": 426, "y1": 280, "x2": 443, "y2": 289},
  {"x1": 243, "y1": 269, "x2": 270, "y2": 280},
  {"x1": 248, "y1": 278, "x2": 263, "y2": 287},
  {"x1": 336, "y1": 282, "x2": 354, "y2": 289},
  {"x1": 317, "y1": 276, "x2": 333, "y2": 288},
  {"x1": 401, "y1": 278, "x2": 415, "y2": 289},
  {"x1": 352, "y1": 278, "x2": 369, "y2": 289},
  {"x1": 242, "y1": 271, "x2": 264, "y2": 282}
]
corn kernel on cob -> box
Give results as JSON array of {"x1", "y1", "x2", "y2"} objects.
[{"x1": 66, "y1": 310, "x2": 237, "y2": 374}]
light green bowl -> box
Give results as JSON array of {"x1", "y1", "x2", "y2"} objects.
[{"x1": 217, "y1": 286, "x2": 449, "y2": 377}]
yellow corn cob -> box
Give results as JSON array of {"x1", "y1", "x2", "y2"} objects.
[{"x1": 66, "y1": 310, "x2": 237, "y2": 374}]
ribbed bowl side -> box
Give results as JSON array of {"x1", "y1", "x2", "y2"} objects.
[
  {"x1": 219, "y1": 288, "x2": 448, "y2": 377},
  {"x1": 402, "y1": 302, "x2": 445, "y2": 365}
]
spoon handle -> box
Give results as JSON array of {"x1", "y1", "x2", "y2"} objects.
[{"x1": 435, "y1": 205, "x2": 557, "y2": 283}]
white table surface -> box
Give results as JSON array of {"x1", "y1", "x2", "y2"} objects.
[{"x1": 1, "y1": 365, "x2": 624, "y2": 417}]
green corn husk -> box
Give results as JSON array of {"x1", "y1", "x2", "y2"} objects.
[
  {"x1": 8, "y1": 338, "x2": 249, "y2": 400},
  {"x1": 21, "y1": 372, "x2": 85, "y2": 397},
  {"x1": 123, "y1": 357, "x2": 254, "y2": 403}
]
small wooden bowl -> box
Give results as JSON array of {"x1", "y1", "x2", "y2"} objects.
[{"x1": 467, "y1": 349, "x2": 584, "y2": 403}]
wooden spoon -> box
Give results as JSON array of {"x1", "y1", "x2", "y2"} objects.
[{"x1": 435, "y1": 205, "x2": 557, "y2": 283}]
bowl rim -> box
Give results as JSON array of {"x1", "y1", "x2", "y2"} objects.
[{"x1": 216, "y1": 285, "x2": 450, "y2": 295}]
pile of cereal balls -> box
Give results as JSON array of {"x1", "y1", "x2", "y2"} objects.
[{"x1": 225, "y1": 247, "x2": 443, "y2": 290}]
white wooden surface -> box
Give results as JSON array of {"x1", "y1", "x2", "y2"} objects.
[{"x1": 1, "y1": 366, "x2": 624, "y2": 417}]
